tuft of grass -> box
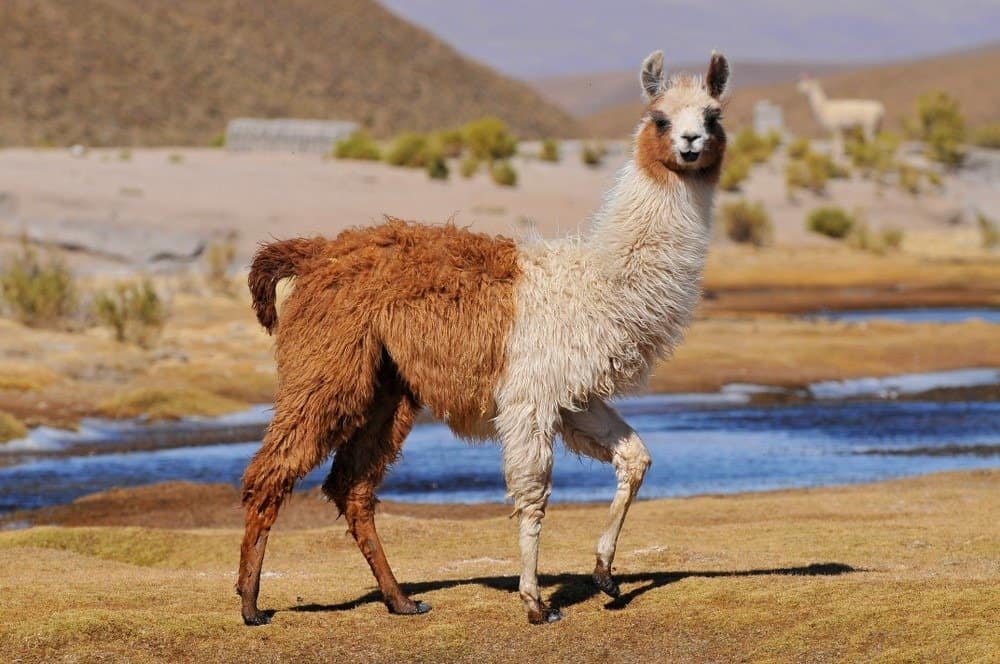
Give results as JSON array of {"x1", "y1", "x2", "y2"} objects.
[
  {"x1": 167, "y1": 153, "x2": 184, "y2": 164},
  {"x1": 0, "y1": 239, "x2": 77, "y2": 328},
  {"x1": 806, "y1": 206, "x2": 855, "y2": 239},
  {"x1": 720, "y1": 199, "x2": 771, "y2": 247},
  {"x1": 384, "y1": 132, "x2": 430, "y2": 168},
  {"x1": 333, "y1": 131, "x2": 381, "y2": 160},
  {"x1": 786, "y1": 137, "x2": 810, "y2": 160},
  {"x1": 581, "y1": 142, "x2": 606, "y2": 167},
  {"x1": 425, "y1": 152, "x2": 449, "y2": 180},
  {"x1": 978, "y1": 213, "x2": 999, "y2": 249},
  {"x1": 970, "y1": 123, "x2": 1000, "y2": 149},
  {"x1": 906, "y1": 91, "x2": 966, "y2": 168},
  {"x1": 118, "y1": 148, "x2": 132, "y2": 161},
  {"x1": 433, "y1": 128, "x2": 465, "y2": 158},
  {"x1": 897, "y1": 163, "x2": 922, "y2": 195},
  {"x1": 731, "y1": 128, "x2": 780, "y2": 164},
  {"x1": 460, "y1": 155, "x2": 480, "y2": 178},
  {"x1": 719, "y1": 152, "x2": 751, "y2": 192},
  {"x1": 846, "y1": 131, "x2": 900, "y2": 180},
  {"x1": 204, "y1": 240, "x2": 236, "y2": 295},
  {"x1": 96, "y1": 386, "x2": 245, "y2": 420},
  {"x1": 539, "y1": 138, "x2": 560, "y2": 163},
  {"x1": 0, "y1": 411, "x2": 27, "y2": 443},
  {"x1": 208, "y1": 132, "x2": 226, "y2": 148},
  {"x1": 0, "y1": 363, "x2": 59, "y2": 391},
  {"x1": 92, "y1": 279, "x2": 166, "y2": 347},
  {"x1": 490, "y1": 160, "x2": 517, "y2": 187},
  {"x1": 462, "y1": 117, "x2": 517, "y2": 163},
  {"x1": 881, "y1": 227, "x2": 905, "y2": 250}
]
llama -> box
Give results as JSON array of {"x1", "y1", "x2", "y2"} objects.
[
  {"x1": 236, "y1": 49, "x2": 729, "y2": 626},
  {"x1": 797, "y1": 77, "x2": 884, "y2": 147}
]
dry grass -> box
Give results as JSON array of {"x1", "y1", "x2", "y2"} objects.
[
  {"x1": 96, "y1": 387, "x2": 247, "y2": 421},
  {"x1": 0, "y1": 471, "x2": 996, "y2": 662},
  {"x1": 0, "y1": 411, "x2": 26, "y2": 443}
]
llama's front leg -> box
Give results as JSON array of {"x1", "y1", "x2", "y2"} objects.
[
  {"x1": 503, "y1": 430, "x2": 559, "y2": 624},
  {"x1": 561, "y1": 399, "x2": 651, "y2": 598}
]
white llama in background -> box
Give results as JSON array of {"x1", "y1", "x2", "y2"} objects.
[{"x1": 797, "y1": 77, "x2": 884, "y2": 149}]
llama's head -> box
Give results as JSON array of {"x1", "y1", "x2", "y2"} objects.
[
  {"x1": 635, "y1": 50, "x2": 729, "y2": 180},
  {"x1": 796, "y1": 77, "x2": 819, "y2": 95}
]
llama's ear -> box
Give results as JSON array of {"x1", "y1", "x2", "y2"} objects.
[
  {"x1": 706, "y1": 51, "x2": 730, "y2": 99},
  {"x1": 640, "y1": 50, "x2": 665, "y2": 100}
]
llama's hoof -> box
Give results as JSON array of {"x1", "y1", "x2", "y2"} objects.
[
  {"x1": 527, "y1": 606, "x2": 563, "y2": 625},
  {"x1": 388, "y1": 600, "x2": 432, "y2": 615},
  {"x1": 242, "y1": 611, "x2": 272, "y2": 626},
  {"x1": 593, "y1": 560, "x2": 621, "y2": 598}
]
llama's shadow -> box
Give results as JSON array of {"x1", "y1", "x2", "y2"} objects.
[{"x1": 288, "y1": 562, "x2": 857, "y2": 614}]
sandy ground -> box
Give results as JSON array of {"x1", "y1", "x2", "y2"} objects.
[{"x1": 0, "y1": 470, "x2": 996, "y2": 662}]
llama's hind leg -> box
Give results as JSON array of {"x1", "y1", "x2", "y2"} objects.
[
  {"x1": 323, "y1": 384, "x2": 426, "y2": 615},
  {"x1": 499, "y1": 414, "x2": 559, "y2": 624},
  {"x1": 560, "y1": 399, "x2": 651, "y2": 598}
]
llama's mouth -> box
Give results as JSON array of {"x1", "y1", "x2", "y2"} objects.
[{"x1": 680, "y1": 150, "x2": 700, "y2": 163}]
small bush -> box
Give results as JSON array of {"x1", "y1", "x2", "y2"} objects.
[
  {"x1": 97, "y1": 386, "x2": 243, "y2": 421},
  {"x1": 731, "y1": 128, "x2": 780, "y2": 163},
  {"x1": 434, "y1": 128, "x2": 465, "y2": 158},
  {"x1": 721, "y1": 199, "x2": 772, "y2": 246},
  {"x1": 463, "y1": 117, "x2": 517, "y2": 163},
  {"x1": 581, "y1": 142, "x2": 607, "y2": 167},
  {"x1": 846, "y1": 131, "x2": 900, "y2": 178},
  {"x1": 118, "y1": 148, "x2": 133, "y2": 161},
  {"x1": 334, "y1": 131, "x2": 381, "y2": 160},
  {"x1": 539, "y1": 138, "x2": 560, "y2": 163},
  {"x1": 881, "y1": 227, "x2": 904, "y2": 250},
  {"x1": 167, "y1": 153, "x2": 184, "y2": 164},
  {"x1": 209, "y1": 132, "x2": 226, "y2": 149},
  {"x1": 971, "y1": 123, "x2": 1000, "y2": 149},
  {"x1": 426, "y1": 153, "x2": 449, "y2": 180},
  {"x1": 0, "y1": 411, "x2": 27, "y2": 443},
  {"x1": 491, "y1": 160, "x2": 517, "y2": 187},
  {"x1": 0, "y1": 240, "x2": 77, "y2": 328},
  {"x1": 460, "y1": 155, "x2": 480, "y2": 178},
  {"x1": 719, "y1": 152, "x2": 751, "y2": 192},
  {"x1": 205, "y1": 241, "x2": 236, "y2": 294},
  {"x1": 979, "y1": 213, "x2": 999, "y2": 249},
  {"x1": 846, "y1": 220, "x2": 879, "y2": 252},
  {"x1": 907, "y1": 91, "x2": 966, "y2": 168},
  {"x1": 806, "y1": 206, "x2": 855, "y2": 239},
  {"x1": 898, "y1": 164, "x2": 922, "y2": 195},
  {"x1": 92, "y1": 279, "x2": 166, "y2": 346},
  {"x1": 786, "y1": 155, "x2": 828, "y2": 195},
  {"x1": 385, "y1": 133, "x2": 430, "y2": 167},
  {"x1": 787, "y1": 137, "x2": 811, "y2": 160}
]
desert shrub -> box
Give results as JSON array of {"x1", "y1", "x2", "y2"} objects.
[
  {"x1": 0, "y1": 240, "x2": 77, "y2": 328},
  {"x1": 425, "y1": 152, "x2": 449, "y2": 180},
  {"x1": 462, "y1": 117, "x2": 517, "y2": 163},
  {"x1": 787, "y1": 137, "x2": 811, "y2": 160},
  {"x1": 806, "y1": 206, "x2": 855, "y2": 239},
  {"x1": 385, "y1": 132, "x2": 430, "y2": 167},
  {"x1": 434, "y1": 128, "x2": 465, "y2": 158},
  {"x1": 881, "y1": 227, "x2": 904, "y2": 250},
  {"x1": 167, "y1": 153, "x2": 184, "y2": 164},
  {"x1": 786, "y1": 155, "x2": 826, "y2": 195},
  {"x1": 846, "y1": 220, "x2": 879, "y2": 252},
  {"x1": 460, "y1": 155, "x2": 480, "y2": 178},
  {"x1": 846, "y1": 131, "x2": 900, "y2": 178},
  {"x1": 491, "y1": 160, "x2": 517, "y2": 187},
  {"x1": 92, "y1": 279, "x2": 166, "y2": 346},
  {"x1": 970, "y1": 123, "x2": 1000, "y2": 149},
  {"x1": 731, "y1": 128, "x2": 780, "y2": 164},
  {"x1": 897, "y1": 164, "x2": 922, "y2": 195},
  {"x1": 923, "y1": 169, "x2": 943, "y2": 188},
  {"x1": 907, "y1": 91, "x2": 966, "y2": 167},
  {"x1": 97, "y1": 386, "x2": 243, "y2": 420},
  {"x1": 334, "y1": 131, "x2": 381, "y2": 160},
  {"x1": 721, "y1": 199, "x2": 772, "y2": 246},
  {"x1": 539, "y1": 138, "x2": 560, "y2": 163},
  {"x1": 979, "y1": 213, "x2": 999, "y2": 249},
  {"x1": 719, "y1": 152, "x2": 751, "y2": 192},
  {"x1": 581, "y1": 142, "x2": 607, "y2": 167},
  {"x1": 204, "y1": 241, "x2": 236, "y2": 294},
  {"x1": 0, "y1": 411, "x2": 27, "y2": 443},
  {"x1": 118, "y1": 148, "x2": 133, "y2": 161},
  {"x1": 209, "y1": 132, "x2": 226, "y2": 149}
]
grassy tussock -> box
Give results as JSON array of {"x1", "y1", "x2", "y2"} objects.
[
  {"x1": 96, "y1": 386, "x2": 246, "y2": 420},
  {"x1": 0, "y1": 363, "x2": 59, "y2": 391},
  {"x1": 0, "y1": 411, "x2": 26, "y2": 442}
]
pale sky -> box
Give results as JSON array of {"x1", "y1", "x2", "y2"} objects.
[{"x1": 378, "y1": 0, "x2": 1000, "y2": 77}]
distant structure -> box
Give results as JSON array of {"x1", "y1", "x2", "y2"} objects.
[
  {"x1": 753, "y1": 100, "x2": 784, "y2": 136},
  {"x1": 225, "y1": 119, "x2": 359, "y2": 154}
]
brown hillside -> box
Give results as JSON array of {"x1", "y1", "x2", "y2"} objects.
[
  {"x1": 585, "y1": 45, "x2": 1000, "y2": 138},
  {"x1": 0, "y1": 0, "x2": 580, "y2": 146}
]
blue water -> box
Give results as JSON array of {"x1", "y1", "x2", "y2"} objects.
[
  {"x1": 1, "y1": 399, "x2": 997, "y2": 513},
  {"x1": 815, "y1": 307, "x2": 1000, "y2": 324}
]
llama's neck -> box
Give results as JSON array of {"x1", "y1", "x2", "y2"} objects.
[{"x1": 804, "y1": 85, "x2": 829, "y2": 121}]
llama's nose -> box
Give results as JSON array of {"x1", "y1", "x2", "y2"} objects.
[{"x1": 681, "y1": 133, "x2": 702, "y2": 146}]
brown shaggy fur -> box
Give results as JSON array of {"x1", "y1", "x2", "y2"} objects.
[{"x1": 237, "y1": 217, "x2": 521, "y2": 624}]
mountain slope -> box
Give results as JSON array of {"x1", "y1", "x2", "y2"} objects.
[
  {"x1": 0, "y1": 0, "x2": 580, "y2": 146},
  {"x1": 584, "y1": 45, "x2": 1000, "y2": 138}
]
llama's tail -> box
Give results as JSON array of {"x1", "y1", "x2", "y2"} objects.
[{"x1": 248, "y1": 237, "x2": 326, "y2": 334}]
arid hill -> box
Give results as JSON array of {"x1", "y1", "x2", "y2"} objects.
[
  {"x1": 0, "y1": 0, "x2": 579, "y2": 146},
  {"x1": 584, "y1": 44, "x2": 1000, "y2": 138}
]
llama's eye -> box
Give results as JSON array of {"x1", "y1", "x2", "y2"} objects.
[
  {"x1": 653, "y1": 116, "x2": 670, "y2": 131},
  {"x1": 704, "y1": 110, "x2": 722, "y2": 129}
]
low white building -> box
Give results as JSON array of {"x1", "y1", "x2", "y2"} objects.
[{"x1": 225, "y1": 118, "x2": 359, "y2": 154}]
